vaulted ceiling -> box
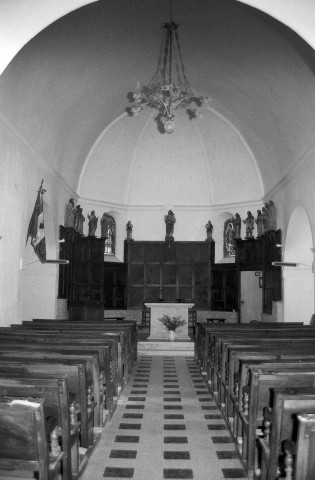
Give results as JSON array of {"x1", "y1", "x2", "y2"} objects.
[{"x1": 0, "y1": 0, "x2": 315, "y2": 201}]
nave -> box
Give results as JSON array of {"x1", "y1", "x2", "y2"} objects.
[{"x1": 80, "y1": 356, "x2": 246, "y2": 480}]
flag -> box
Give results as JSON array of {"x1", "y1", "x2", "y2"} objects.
[{"x1": 26, "y1": 180, "x2": 46, "y2": 263}]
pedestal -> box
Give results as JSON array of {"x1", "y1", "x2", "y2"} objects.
[{"x1": 146, "y1": 303, "x2": 193, "y2": 341}]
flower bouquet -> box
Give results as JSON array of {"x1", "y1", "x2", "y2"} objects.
[{"x1": 158, "y1": 314, "x2": 186, "y2": 332}]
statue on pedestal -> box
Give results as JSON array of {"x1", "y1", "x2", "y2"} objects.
[
  {"x1": 164, "y1": 210, "x2": 176, "y2": 240},
  {"x1": 101, "y1": 212, "x2": 115, "y2": 239},
  {"x1": 73, "y1": 205, "x2": 82, "y2": 232},
  {"x1": 205, "y1": 221, "x2": 214, "y2": 242},
  {"x1": 126, "y1": 220, "x2": 133, "y2": 241},
  {"x1": 243, "y1": 211, "x2": 255, "y2": 239},
  {"x1": 234, "y1": 213, "x2": 242, "y2": 239},
  {"x1": 269, "y1": 200, "x2": 277, "y2": 230},
  {"x1": 255, "y1": 210, "x2": 264, "y2": 237},
  {"x1": 87, "y1": 210, "x2": 98, "y2": 236},
  {"x1": 78, "y1": 207, "x2": 85, "y2": 235},
  {"x1": 64, "y1": 198, "x2": 75, "y2": 228}
]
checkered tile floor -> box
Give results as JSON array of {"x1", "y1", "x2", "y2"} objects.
[{"x1": 80, "y1": 356, "x2": 246, "y2": 480}]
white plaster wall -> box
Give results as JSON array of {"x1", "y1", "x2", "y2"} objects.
[
  {"x1": 264, "y1": 143, "x2": 315, "y2": 323},
  {"x1": 0, "y1": 114, "x2": 77, "y2": 325},
  {"x1": 80, "y1": 109, "x2": 262, "y2": 207}
]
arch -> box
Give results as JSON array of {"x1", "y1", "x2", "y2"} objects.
[
  {"x1": 0, "y1": 1, "x2": 97, "y2": 75},
  {"x1": 283, "y1": 206, "x2": 314, "y2": 324},
  {"x1": 214, "y1": 212, "x2": 236, "y2": 263}
]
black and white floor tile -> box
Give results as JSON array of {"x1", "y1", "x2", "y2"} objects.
[{"x1": 80, "y1": 356, "x2": 246, "y2": 480}]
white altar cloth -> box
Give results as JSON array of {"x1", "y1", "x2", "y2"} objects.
[{"x1": 145, "y1": 302, "x2": 193, "y2": 340}]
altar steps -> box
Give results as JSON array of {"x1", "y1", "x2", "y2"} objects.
[{"x1": 137, "y1": 339, "x2": 194, "y2": 356}]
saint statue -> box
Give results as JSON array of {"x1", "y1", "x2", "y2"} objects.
[
  {"x1": 73, "y1": 205, "x2": 82, "y2": 232},
  {"x1": 205, "y1": 220, "x2": 214, "y2": 242},
  {"x1": 64, "y1": 198, "x2": 75, "y2": 228},
  {"x1": 262, "y1": 206, "x2": 268, "y2": 233},
  {"x1": 101, "y1": 212, "x2": 115, "y2": 239},
  {"x1": 243, "y1": 211, "x2": 255, "y2": 239},
  {"x1": 126, "y1": 220, "x2": 133, "y2": 241},
  {"x1": 234, "y1": 213, "x2": 242, "y2": 239},
  {"x1": 255, "y1": 210, "x2": 264, "y2": 237},
  {"x1": 164, "y1": 210, "x2": 176, "y2": 239},
  {"x1": 264, "y1": 202, "x2": 271, "y2": 232},
  {"x1": 269, "y1": 200, "x2": 277, "y2": 230},
  {"x1": 78, "y1": 207, "x2": 85, "y2": 235},
  {"x1": 87, "y1": 210, "x2": 98, "y2": 236}
]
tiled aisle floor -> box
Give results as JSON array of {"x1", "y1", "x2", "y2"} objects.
[{"x1": 80, "y1": 356, "x2": 247, "y2": 480}]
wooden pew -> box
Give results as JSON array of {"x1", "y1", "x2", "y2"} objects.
[
  {"x1": 0, "y1": 328, "x2": 123, "y2": 390},
  {"x1": 257, "y1": 387, "x2": 315, "y2": 480},
  {"x1": 0, "y1": 349, "x2": 103, "y2": 427},
  {"x1": 0, "y1": 341, "x2": 113, "y2": 420},
  {"x1": 217, "y1": 340, "x2": 315, "y2": 411},
  {"x1": 0, "y1": 396, "x2": 64, "y2": 480},
  {"x1": 20, "y1": 320, "x2": 137, "y2": 382},
  {"x1": 0, "y1": 330, "x2": 121, "y2": 398},
  {"x1": 224, "y1": 347, "x2": 315, "y2": 425},
  {"x1": 0, "y1": 358, "x2": 94, "y2": 450},
  {"x1": 195, "y1": 322, "x2": 305, "y2": 369},
  {"x1": 211, "y1": 333, "x2": 315, "y2": 396},
  {"x1": 294, "y1": 413, "x2": 315, "y2": 480},
  {"x1": 232, "y1": 358, "x2": 315, "y2": 438},
  {"x1": 238, "y1": 367, "x2": 315, "y2": 480},
  {"x1": 0, "y1": 375, "x2": 77, "y2": 480}
]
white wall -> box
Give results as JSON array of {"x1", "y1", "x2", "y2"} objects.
[{"x1": 0, "y1": 113, "x2": 77, "y2": 325}]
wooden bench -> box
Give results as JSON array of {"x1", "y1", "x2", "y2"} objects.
[
  {"x1": 217, "y1": 339, "x2": 315, "y2": 411},
  {"x1": 0, "y1": 396, "x2": 64, "y2": 480},
  {"x1": 294, "y1": 413, "x2": 315, "y2": 480},
  {"x1": 224, "y1": 347, "x2": 315, "y2": 424},
  {"x1": 257, "y1": 387, "x2": 315, "y2": 480},
  {"x1": 194, "y1": 322, "x2": 305, "y2": 369},
  {"x1": 211, "y1": 332, "x2": 315, "y2": 395},
  {"x1": 3, "y1": 327, "x2": 124, "y2": 388},
  {"x1": 28, "y1": 319, "x2": 138, "y2": 376},
  {"x1": 0, "y1": 349, "x2": 104, "y2": 427},
  {"x1": 0, "y1": 330, "x2": 121, "y2": 398},
  {"x1": 0, "y1": 375, "x2": 76, "y2": 480},
  {"x1": 0, "y1": 340, "x2": 114, "y2": 420},
  {"x1": 0, "y1": 358, "x2": 94, "y2": 449},
  {"x1": 238, "y1": 367, "x2": 315, "y2": 479}
]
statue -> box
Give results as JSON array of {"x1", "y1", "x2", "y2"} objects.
[
  {"x1": 224, "y1": 218, "x2": 236, "y2": 257},
  {"x1": 265, "y1": 202, "x2": 271, "y2": 232},
  {"x1": 205, "y1": 221, "x2": 214, "y2": 242},
  {"x1": 78, "y1": 207, "x2": 85, "y2": 235},
  {"x1": 262, "y1": 206, "x2": 268, "y2": 233},
  {"x1": 164, "y1": 210, "x2": 176, "y2": 239},
  {"x1": 126, "y1": 220, "x2": 133, "y2": 241},
  {"x1": 87, "y1": 210, "x2": 98, "y2": 236},
  {"x1": 64, "y1": 198, "x2": 75, "y2": 228},
  {"x1": 234, "y1": 213, "x2": 242, "y2": 239},
  {"x1": 243, "y1": 211, "x2": 255, "y2": 239},
  {"x1": 269, "y1": 200, "x2": 277, "y2": 230},
  {"x1": 255, "y1": 210, "x2": 264, "y2": 237},
  {"x1": 73, "y1": 205, "x2": 81, "y2": 232},
  {"x1": 101, "y1": 212, "x2": 115, "y2": 239}
]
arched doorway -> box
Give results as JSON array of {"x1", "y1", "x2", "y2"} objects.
[{"x1": 283, "y1": 206, "x2": 314, "y2": 324}]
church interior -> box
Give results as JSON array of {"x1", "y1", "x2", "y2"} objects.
[{"x1": 1, "y1": 1, "x2": 315, "y2": 479}]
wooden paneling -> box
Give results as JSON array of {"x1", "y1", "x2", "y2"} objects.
[{"x1": 125, "y1": 241, "x2": 213, "y2": 308}]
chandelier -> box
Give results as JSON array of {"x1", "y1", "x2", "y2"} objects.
[{"x1": 129, "y1": 1, "x2": 206, "y2": 134}]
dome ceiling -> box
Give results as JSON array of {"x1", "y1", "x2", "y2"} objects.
[{"x1": 0, "y1": 0, "x2": 314, "y2": 198}]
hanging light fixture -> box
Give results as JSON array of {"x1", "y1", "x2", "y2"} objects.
[{"x1": 129, "y1": 0, "x2": 206, "y2": 134}]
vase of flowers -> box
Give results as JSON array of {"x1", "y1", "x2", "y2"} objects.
[{"x1": 158, "y1": 314, "x2": 186, "y2": 341}]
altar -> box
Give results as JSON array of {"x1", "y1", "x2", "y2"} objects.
[{"x1": 146, "y1": 302, "x2": 193, "y2": 340}]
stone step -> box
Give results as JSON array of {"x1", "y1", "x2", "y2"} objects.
[{"x1": 138, "y1": 340, "x2": 194, "y2": 356}]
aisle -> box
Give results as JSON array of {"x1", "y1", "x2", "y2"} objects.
[{"x1": 80, "y1": 356, "x2": 247, "y2": 480}]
